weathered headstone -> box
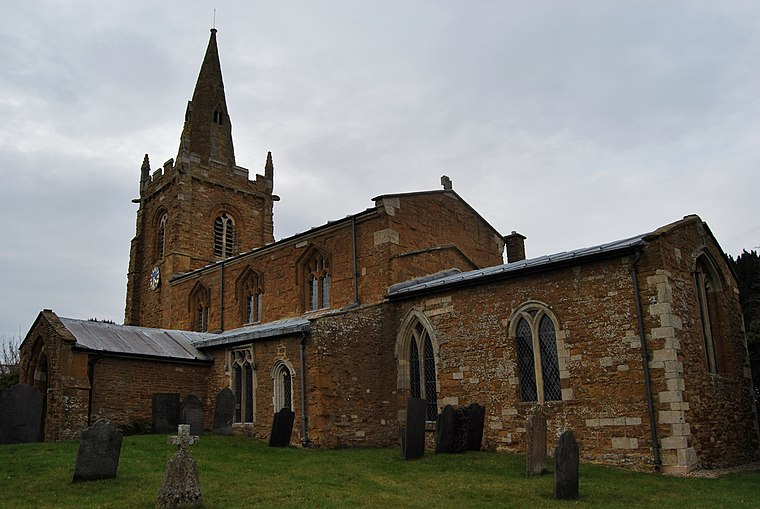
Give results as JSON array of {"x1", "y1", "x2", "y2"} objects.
[
  {"x1": 72, "y1": 419, "x2": 123, "y2": 482},
  {"x1": 452, "y1": 406, "x2": 470, "y2": 452},
  {"x1": 180, "y1": 394, "x2": 204, "y2": 436},
  {"x1": 152, "y1": 393, "x2": 180, "y2": 434},
  {"x1": 526, "y1": 404, "x2": 547, "y2": 477},
  {"x1": 554, "y1": 430, "x2": 579, "y2": 500},
  {"x1": 401, "y1": 397, "x2": 426, "y2": 460},
  {"x1": 157, "y1": 424, "x2": 202, "y2": 508},
  {"x1": 435, "y1": 405, "x2": 457, "y2": 453},
  {"x1": 465, "y1": 403, "x2": 485, "y2": 451},
  {"x1": 0, "y1": 383, "x2": 43, "y2": 444},
  {"x1": 268, "y1": 408, "x2": 296, "y2": 447},
  {"x1": 212, "y1": 388, "x2": 234, "y2": 435}
]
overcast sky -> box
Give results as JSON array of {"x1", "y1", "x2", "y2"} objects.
[{"x1": 1, "y1": 1, "x2": 759, "y2": 341}]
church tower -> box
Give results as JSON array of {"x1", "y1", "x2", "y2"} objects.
[{"x1": 125, "y1": 29, "x2": 276, "y2": 328}]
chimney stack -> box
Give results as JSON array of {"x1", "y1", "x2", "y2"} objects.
[{"x1": 504, "y1": 231, "x2": 527, "y2": 263}]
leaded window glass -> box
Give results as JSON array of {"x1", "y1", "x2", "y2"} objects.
[
  {"x1": 305, "y1": 252, "x2": 330, "y2": 311},
  {"x1": 513, "y1": 307, "x2": 562, "y2": 403},
  {"x1": 406, "y1": 318, "x2": 437, "y2": 420},
  {"x1": 231, "y1": 348, "x2": 254, "y2": 424}
]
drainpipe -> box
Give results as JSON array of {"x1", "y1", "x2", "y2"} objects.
[
  {"x1": 220, "y1": 260, "x2": 225, "y2": 332},
  {"x1": 352, "y1": 216, "x2": 359, "y2": 305},
  {"x1": 300, "y1": 331, "x2": 310, "y2": 446},
  {"x1": 86, "y1": 355, "x2": 103, "y2": 427},
  {"x1": 631, "y1": 248, "x2": 662, "y2": 471}
]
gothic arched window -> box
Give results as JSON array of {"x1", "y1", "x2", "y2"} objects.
[
  {"x1": 231, "y1": 348, "x2": 254, "y2": 423},
  {"x1": 237, "y1": 268, "x2": 263, "y2": 325},
  {"x1": 272, "y1": 361, "x2": 294, "y2": 411},
  {"x1": 189, "y1": 283, "x2": 210, "y2": 332},
  {"x1": 399, "y1": 314, "x2": 438, "y2": 421},
  {"x1": 214, "y1": 213, "x2": 235, "y2": 258},
  {"x1": 695, "y1": 253, "x2": 724, "y2": 374},
  {"x1": 512, "y1": 305, "x2": 562, "y2": 403},
  {"x1": 303, "y1": 251, "x2": 330, "y2": 312}
]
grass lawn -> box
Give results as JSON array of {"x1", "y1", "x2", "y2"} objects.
[{"x1": 0, "y1": 434, "x2": 758, "y2": 508}]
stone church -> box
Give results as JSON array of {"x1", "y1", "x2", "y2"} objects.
[{"x1": 19, "y1": 29, "x2": 758, "y2": 473}]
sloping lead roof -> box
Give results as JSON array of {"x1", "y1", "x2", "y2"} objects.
[
  {"x1": 193, "y1": 316, "x2": 310, "y2": 349},
  {"x1": 61, "y1": 318, "x2": 214, "y2": 362},
  {"x1": 388, "y1": 233, "x2": 647, "y2": 298}
]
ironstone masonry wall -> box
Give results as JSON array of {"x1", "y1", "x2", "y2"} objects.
[
  {"x1": 19, "y1": 313, "x2": 90, "y2": 441},
  {"x1": 389, "y1": 218, "x2": 759, "y2": 471},
  {"x1": 89, "y1": 357, "x2": 211, "y2": 430}
]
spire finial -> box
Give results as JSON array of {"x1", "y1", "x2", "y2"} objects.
[{"x1": 213, "y1": 8, "x2": 216, "y2": 29}]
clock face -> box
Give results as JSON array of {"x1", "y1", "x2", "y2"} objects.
[{"x1": 149, "y1": 266, "x2": 161, "y2": 291}]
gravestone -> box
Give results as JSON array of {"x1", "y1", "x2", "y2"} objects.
[
  {"x1": 152, "y1": 393, "x2": 180, "y2": 434},
  {"x1": 554, "y1": 430, "x2": 579, "y2": 500},
  {"x1": 435, "y1": 405, "x2": 458, "y2": 453},
  {"x1": 526, "y1": 405, "x2": 547, "y2": 477},
  {"x1": 212, "y1": 388, "x2": 234, "y2": 435},
  {"x1": 269, "y1": 408, "x2": 296, "y2": 447},
  {"x1": 157, "y1": 424, "x2": 202, "y2": 508},
  {"x1": 180, "y1": 394, "x2": 204, "y2": 436},
  {"x1": 72, "y1": 419, "x2": 123, "y2": 482},
  {"x1": 452, "y1": 406, "x2": 470, "y2": 452},
  {"x1": 0, "y1": 383, "x2": 43, "y2": 444},
  {"x1": 465, "y1": 403, "x2": 485, "y2": 451},
  {"x1": 401, "y1": 397, "x2": 426, "y2": 460}
]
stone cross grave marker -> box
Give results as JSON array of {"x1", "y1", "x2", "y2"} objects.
[
  {"x1": 156, "y1": 424, "x2": 202, "y2": 508},
  {"x1": 526, "y1": 404, "x2": 547, "y2": 477},
  {"x1": 72, "y1": 419, "x2": 123, "y2": 482},
  {"x1": 554, "y1": 430, "x2": 579, "y2": 500}
]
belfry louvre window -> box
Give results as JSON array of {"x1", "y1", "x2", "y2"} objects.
[
  {"x1": 305, "y1": 252, "x2": 330, "y2": 312},
  {"x1": 214, "y1": 213, "x2": 235, "y2": 258},
  {"x1": 514, "y1": 309, "x2": 561, "y2": 403},
  {"x1": 156, "y1": 213, "x2": 167, "y2": 260},
  {"x1": 231, "y1": 349, "x2": 254, "y2": 423},
  {"x1": 408, "y1": 321, "x2": 438, "y2": 421}
]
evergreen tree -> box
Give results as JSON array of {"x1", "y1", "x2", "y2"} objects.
[{"x1": 730, "y1": 250, "x2": 760, "y2": 402}]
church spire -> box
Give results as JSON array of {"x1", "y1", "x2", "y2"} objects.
[{"x1": 178, "y1": 28, "x2": 236, "y2": 168}]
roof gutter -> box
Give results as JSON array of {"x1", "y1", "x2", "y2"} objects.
[{"x1": 71, "y1": 347, "x2": 213, "y2": 365}]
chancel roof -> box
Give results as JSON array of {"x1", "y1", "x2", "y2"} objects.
[{"x1": 388, "y1": 233, "x2": 648, "y2": 299}]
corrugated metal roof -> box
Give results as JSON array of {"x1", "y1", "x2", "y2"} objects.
[
  {"x1": 388, "y1": 234, "x2": 646, "y2": 298},
  {"x1": 193, "y1": 316, "x2": 310, "y2": 349},
  {"x1": 61, "y1": 318, "x2": 214, "y2": 362}
]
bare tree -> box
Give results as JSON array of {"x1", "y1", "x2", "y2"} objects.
[{"x1": 0, "y1": 336, "x2": 20, "y2": 390}]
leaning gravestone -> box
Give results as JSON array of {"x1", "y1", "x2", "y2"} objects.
[
  {"x1": 180, "y1": 394, "x2": 204, "y2": 436},
  {"x1": 152, "y1": 393, "x2": 181, "y2": 434},
  {"x1": 401, "y1": 397, "x2": 426, "y2": 460},
  {"x1": 269, "y1": 408, "x2": 296, "y2": 447},
  {"x1": 435, "y1": 405, "x2": 458, "y2": 453},
  {"x1": 526, "y1": 405, "x2": 547, "y2": 477},
  {"x1": 212, "y1": 388, "x2": 235, "y2": 435},
  {"x1": 0, "y1": 383, "x2": 43, "y2": 444},
  {"x1": 72, "y1": 419, "x2": 123, "y2": 482},
  {"x1": 157, "y1": 424, "x2": 202, "y2": 508},
  {"x1": 554, "y1": 430, "x2": 580, "y2": 500},
  {"x1": 465, "y1": 403, "x2": 485, "y2": 451}
]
